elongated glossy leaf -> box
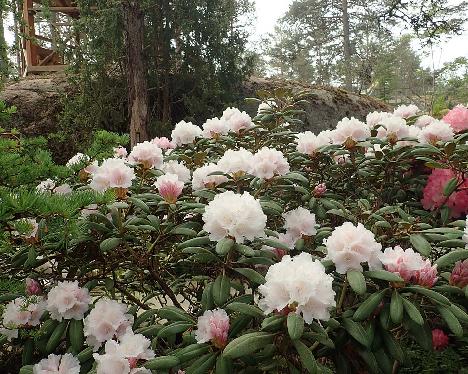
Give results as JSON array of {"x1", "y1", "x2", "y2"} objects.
[
  {"x1": 287, "y1": 312, "x2": 305, "y2": 340},
  {"x1": 222, "y1": 332, "x2": 274, "y2": 359},
  {"x1": 347, "y1": 270, "x2": 366, "y2": 295}
]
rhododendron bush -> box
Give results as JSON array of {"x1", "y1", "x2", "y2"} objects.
[{"x1": 1, "y1": 94, "x2": 468, "y2": 373}]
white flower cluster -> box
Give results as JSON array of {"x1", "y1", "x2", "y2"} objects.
[
  {"x1": 83, "y1": 299, "x2": 134, "y2": 350},
  {"x1": 93, "y1": 328, "x2": 154, "y2": 374},
  {"x1": 46, "y1": 281, "x2": 91, "y2": 321},
  {"x1": 128, "y1": 141, "x2": 163, "y2": 169},
  {"x1": 202, "y1": 191, "x2": 267, "y2": 243},
  {"x1": 324, "y1": 222, "x2": 382, "y2": 274},
  {"x1": 258, "y1": 253, "x2": 336, "y2": 323},
  {"x1": 89, "y1": 158, "x2": 136, "y2": 192},
  {"x1": 66, "y1": 153, "x2": 90, "y2": 168}
]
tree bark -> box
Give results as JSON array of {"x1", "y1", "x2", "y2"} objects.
[
  {"x1": 123, "y1": 0, "x2": 149, "y2": 147},
  {"x1": 341, "y1": 0, "x2": 352, "y2": 91},
  {"x1": 0, "y1": 7, "x2": 10, "y2": 78}
]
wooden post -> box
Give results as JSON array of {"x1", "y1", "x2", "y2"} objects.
[{"x1": 23, "y1": 0, "x2": 35, "y2": 74}]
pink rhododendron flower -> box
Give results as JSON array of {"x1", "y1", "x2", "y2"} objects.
[
  {"x1": 33, "y1": 353, "x2": 80, "y2": 374},
  {"x1": 192, "y1": 163, "x2": 227, "y2": 191},
  {"x1": 313, "y1": 183, "x2": 327, "y2": 197},
  {"x1": 296, "y1": 131, "x2": 331, "y2": 155},
  {"x1": 432, "y1": 329, "x2": 449, "y2": 351},
  {"x1": 258, "y1": 252, "x2": 336, "y2": 323},
  {"x1": 171, "y1": 120, "x2": 203, "y2": 146},
  {"x1": 84, "y1": 160, "x2": 100, "y2": 175},
  {"x1": 251, "y1": 147, "x2": 290, "y2": 179},
  {"x1": 202, "y1": 191, "x2": 267, "y2": 243},
  {"x1": 47, "y1": 281, "x2": 91, "y2": 321},
  {"x1": 195, "y1": 309, "x2": 230, "y2": 348},
  {"x1": 83, "y1": 299, "x2": 134, "y2": 350},
  {"x1": 221, "y1": 107, "x2": 253, "y2": 133},
  {"x1": 114, "y1": 146, "x2": 128, "y2": 158},
  {"x1": 26, "y1": 278, "x2": 41, "y2": 296},
  {"x1": 421, "y1": 168, "x2": 468, "y2": 218},
  {"x1": 442, "y1": 105, "x2": 468, "y2": 133},
  {"x1": 379, "y1": 246, "x2": 438, "y2": 287},
  {"x1": 324, "y1": 222, "x2": 382, "y2": 274},
  {"x1": 450, "y1": 259, "x2": 468, "y2": 288},
  {"x1": 257, "y1": 100, "x2": 275, "y2": 114},
  {"x1": 418, "y1": 120, "x2": 454, "y2": 144},
  {"x1": 282, "y1": 207, "x2": 317, "y2": 241},
  {"x1": 154, "y1": 173, "x2": 184, "y2": 203},
  {"x1": 393, "y1": 104, "x2": 420, "y2": 118},
  {"x1": 152, "y1": 136, "x2": 176, "y2": 150},
  {"x1": 128, "y1": 141, "x2": 163, "y2": 169},
  {"x1": 330, "y1": 117, "x2": 370, "y2": 145},
  {"x1": 202, "y1": 117, "x2": 229, "y2": 138},
  {"x1": 89, "y1": 158, "x2": 136, "y2": 193},
  {"x1": 2, "y1": 296, "x2": 46, "y2": 328}
]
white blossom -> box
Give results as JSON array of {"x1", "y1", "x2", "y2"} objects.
[
  {"x1": 366, "y1": 111, "x2": 392, "y2": 128},
  {"x1": 330, "y1": 117, "x2": 370, "y2": 144},
  {"x1": 192, "y1": 163, "x2": 227, "y2": 191},
  {"x1": 296, "y1": 132, "x2": 331, "y2": 155},
  {"x1": 258, "y1": 253, "x2": 336, "y2": 323},
  {"x1": 89, "y1": 158, "x2": 135, "y2": 192},
  {"x1": 221, "y1": 107, "x2": 253, "y2": 133},
  {"x1": 202, "y1": 191, "x2": 267, "y2": 243},
  {"x1": 324, "y1": 222, "x2": 382, "y2": 274},
  {"x1": 202, "y1": 117, "x2": 229, "y2": 138},
  {"x1": 161, "y1": 160, "x2": 191, "y2": 183},
  {"x1": 66, "y1": 153, "x2": 90, "y2": 168},
  {"x1": 376, "y1": 116, "x2": 410, "y2": 141},
  {"x1": 33, "y1": 353, "x2": 80, "y2": 374},
  {"x1": 128, "y1": 141, "x2": 163, "y2": 169},
  {"x1": 36, "y1": 178, "x2": 56, "y2": 193},
  {"x1": 282, "y1": 207, "x2": 317, "y2": 240},
  {"x1": 251, "y1": 147, "x2": 290, "y2": 179},
  {"x1": 393, "y1": 104, "x2": 420, "y2": 118},
  {"x1": 83, "y1": 299, "x2": 134, "y2": 350},
  {"x1": 418, "y1": 120, "x2": 455, "y2": 144},
  {"x1": 217, "y1": 148, "x2": 254, "y2": 175},
  {"x1": 47, "y1": 281, "x2": 91, "y2": 321},
  {"x1": 171, "y1": 120, "x2": 203, "y2": 146}
]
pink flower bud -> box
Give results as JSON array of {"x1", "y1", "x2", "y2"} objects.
[
  {"x1": 449, "y1": 259, "x2": 468, "y2": 288},
  {"x1": 154, "y1": 174, "x2": 184, "y2": 204},
  {"x1": 25, "y1": 278, "x2": 41, "y2": 296},
  {"x1": 432, "y1": 329, "x2": 449, "y2": 350},
  {"x1": 313, "y1": 183, "x2": 327, "y2": 197}
]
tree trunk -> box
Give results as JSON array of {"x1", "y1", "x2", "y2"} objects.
[
  {"x1": 123, "y1": 0, "x2": 149, "y2": 147},
  {"x1": 0, "y1": 7, "x2": 9, "y2": 78},
  {"x1": 341, "y1": 0, "x2": 352, "y2": 91}
]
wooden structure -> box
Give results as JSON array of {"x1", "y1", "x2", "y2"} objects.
[{"x1": 22, "y1": 0, "x2": 81, "y2": 75}]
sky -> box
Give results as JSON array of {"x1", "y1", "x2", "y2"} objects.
[{"x1": 253, "y1": 0, "x2": 468, "y2": 70}]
